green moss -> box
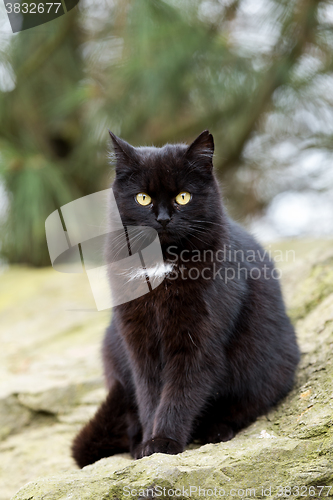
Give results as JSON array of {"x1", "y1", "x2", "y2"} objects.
[{"x1": 289, "y1": 258, "x2": 333, "y2": 322}]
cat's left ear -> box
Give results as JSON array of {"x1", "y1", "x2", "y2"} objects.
[{"x1": 185, "y1": 130, "x2": 214, "y2": 171}]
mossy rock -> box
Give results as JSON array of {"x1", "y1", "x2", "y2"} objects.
[{"x1": 1, "y1": 241, "x2": 333, "y2": 500}]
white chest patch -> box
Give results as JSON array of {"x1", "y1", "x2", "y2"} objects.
[{"x1": 128, "y1": 262, "x2": 175, "y2": 281}]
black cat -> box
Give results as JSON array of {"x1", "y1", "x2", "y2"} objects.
[{"x1": 72, "y1": 130, "x2": 300, "y2": 467}]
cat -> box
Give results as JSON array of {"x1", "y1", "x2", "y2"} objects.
[{"x1": 72, "y1": 130, "x2": 300, "y2": 467}]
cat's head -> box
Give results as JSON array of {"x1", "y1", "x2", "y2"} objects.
[{"x1": 110, "y1": 130, "x2": 225, "y2": 252}]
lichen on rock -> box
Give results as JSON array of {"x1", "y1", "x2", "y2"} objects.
[{"x1": 1, "y1": 241, "x2": 333, "y2": 500}]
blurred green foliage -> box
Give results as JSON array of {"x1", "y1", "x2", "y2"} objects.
[{"x1": 0, "y1": 0, "x2": 332, "y2": 265}]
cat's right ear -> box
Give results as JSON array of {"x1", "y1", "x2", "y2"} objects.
[
  {"x1": 109, "y1": 131, "x2": 138, "y2": 177},
  {"x1": 184, "y1": 130, "x2": 214, "y2": 172}
]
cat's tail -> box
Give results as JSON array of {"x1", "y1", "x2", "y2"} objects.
[{"x1": 72, "y1": 381, "x2": 129, "y2": 468}]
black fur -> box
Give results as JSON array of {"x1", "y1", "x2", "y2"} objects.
[{"x1": 72, "y1": 130, "x2": 300, "y2": 467}]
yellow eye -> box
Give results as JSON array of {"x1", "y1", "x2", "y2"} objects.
[
  {"x1": 175, "y1": 192, "x2": 191, "y2": 205},
  {"x1": 136, "y1": 193, "x2": 152, "y2": 206}
]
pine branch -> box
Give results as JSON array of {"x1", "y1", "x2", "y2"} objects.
[
  {"x1": 217, "y1": 0, "x2": 320, "y2": 171},
  {"x1": 15, "y1": 11, "x2": 76, "y2": 83},
  {"x1": 152, "y1": 0, "x2": 321, "y2": 174}
]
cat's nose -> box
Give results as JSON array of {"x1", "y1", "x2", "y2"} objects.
[
  {"x1": 157, "y1": 208, "x2": 171, "y2": 229},
  {"x1": 157, "y1": 216, "x2": 171, "y2": 229}
]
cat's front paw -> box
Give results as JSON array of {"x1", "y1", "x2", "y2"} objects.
[{"x1": 135, "y1": 437, "x2": 183, "y2": 458}]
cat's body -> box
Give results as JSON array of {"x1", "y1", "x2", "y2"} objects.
[{"x1": 72, "y1": 131, "x2": 299, "y2": 467}]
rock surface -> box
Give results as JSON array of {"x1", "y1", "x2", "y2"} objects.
[
  {"x1": 0, "y1": 267, "x2": 109, "y2": 500},
  {"x1": 1, "y1": 240, "x2": 332, "y2": 500}
]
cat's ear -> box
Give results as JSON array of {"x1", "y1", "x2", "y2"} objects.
[
  {"x1": 108, "y1": 131, "x2": 138, "y2": 173},
  {"x1": 185, "y1": 130, "x2": 214, "y2": 171}
]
